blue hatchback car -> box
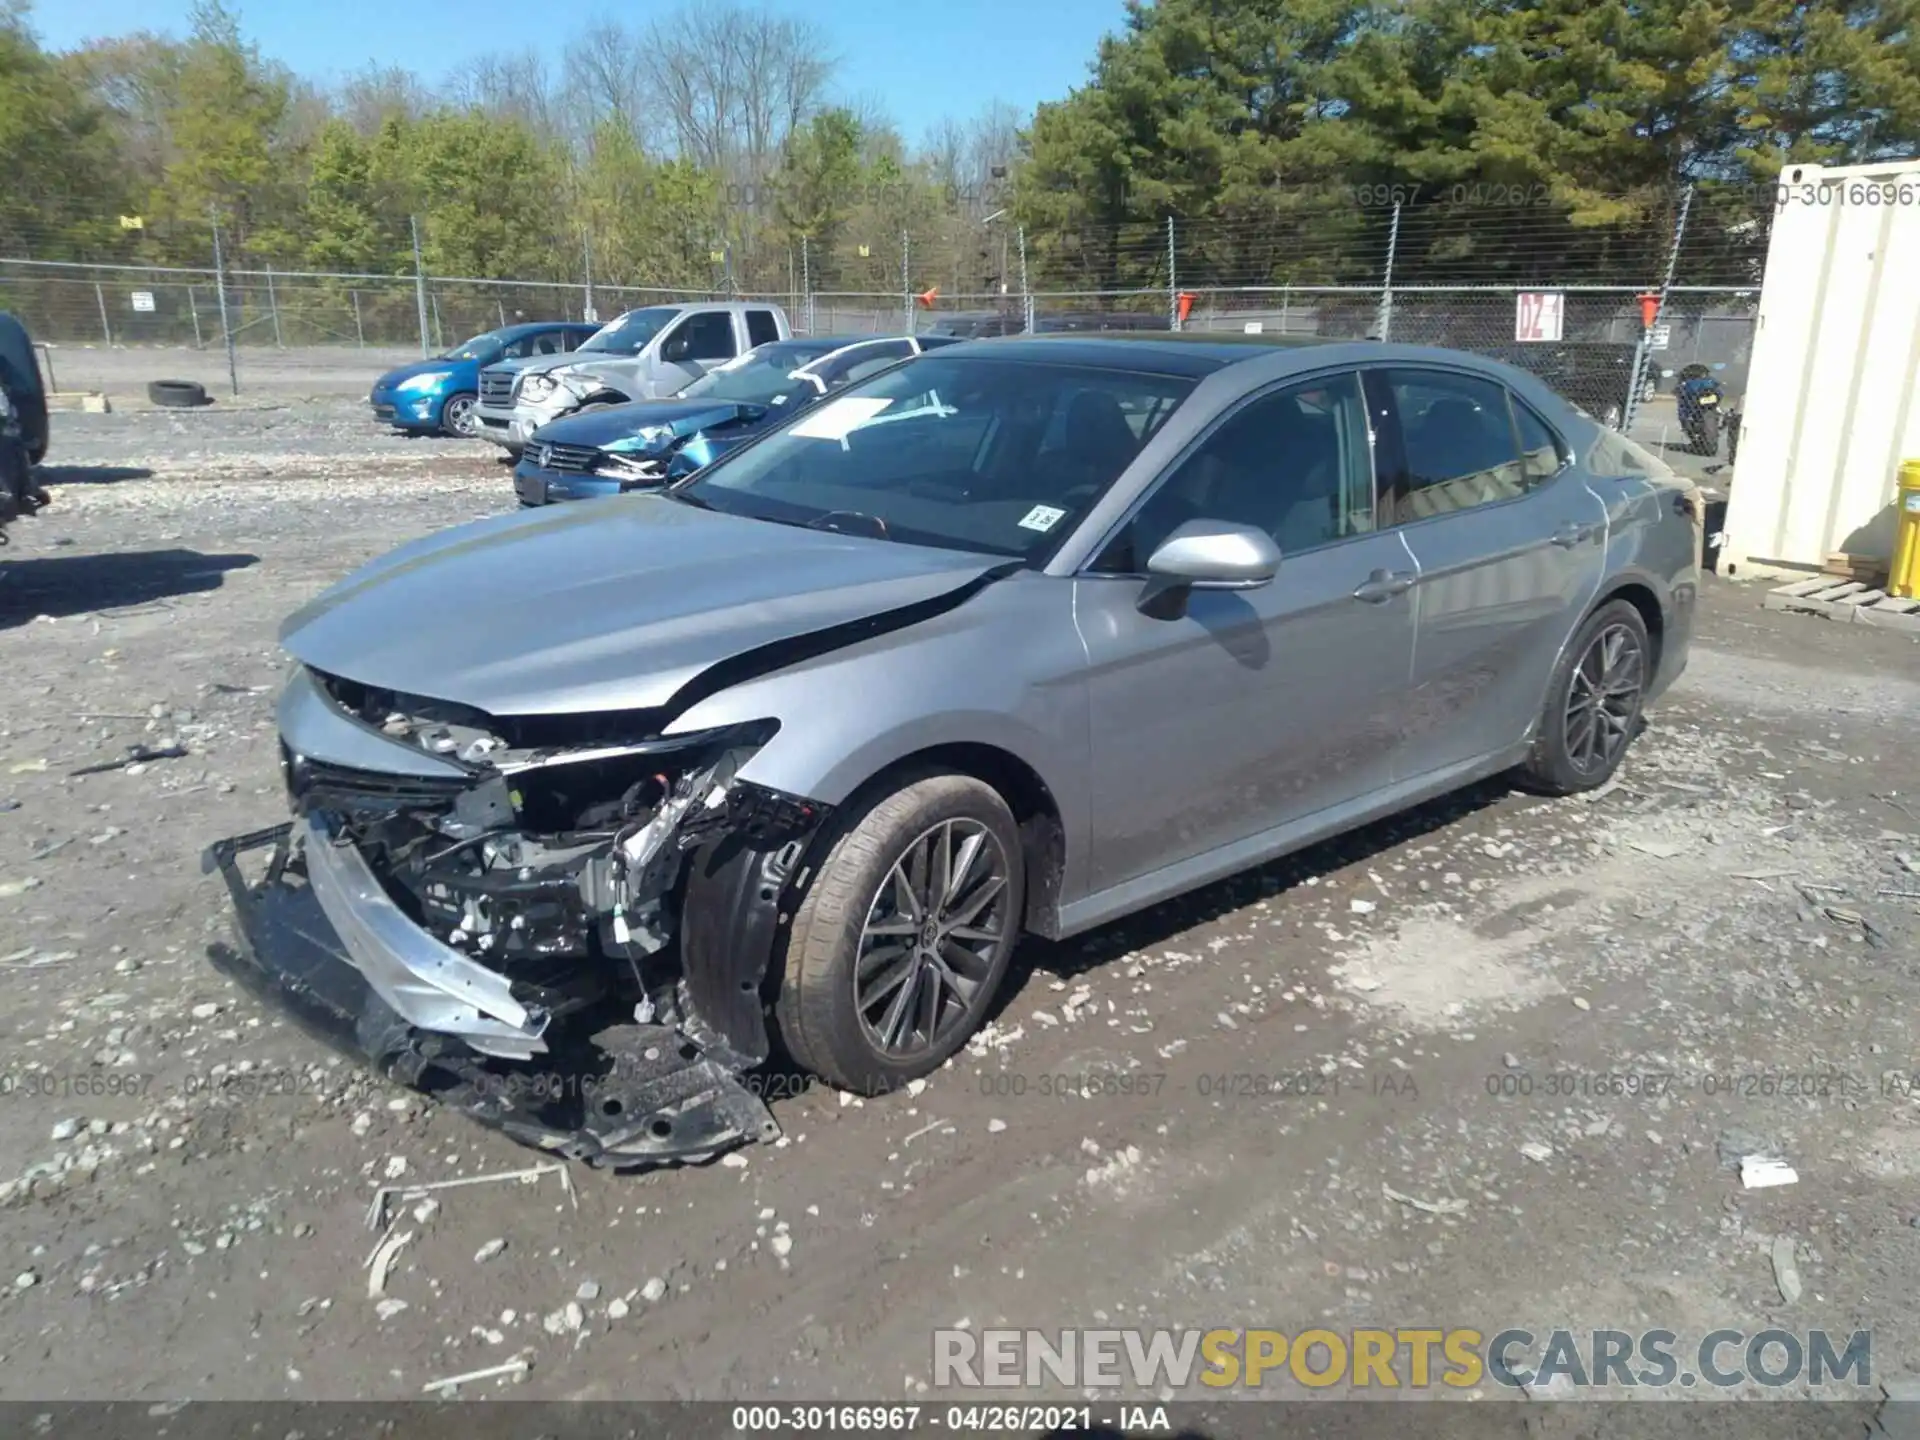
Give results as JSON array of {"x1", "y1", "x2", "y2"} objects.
[{"x1": 370, "y1": 322, "x2": 600, "y2": 437}]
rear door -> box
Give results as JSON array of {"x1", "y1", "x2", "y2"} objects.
[{"x1": 1370, "y1": 365, "x2": 1608, "y2": 780}]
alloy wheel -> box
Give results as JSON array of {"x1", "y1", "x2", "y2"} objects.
[
  {"x1": 444, "y1": 395, "x2": 478, "y2": 437},
  {"x1": 854, "y1": 818, "x2": 1011, "y2": 1059},
  {"x1": 1564, "y1": 623, "x2": 1644, "y2": 777}
]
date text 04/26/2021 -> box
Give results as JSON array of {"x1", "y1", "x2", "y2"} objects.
[{"x1": 727, "y1": 1404, "x2": 1169, "y2": 1434}]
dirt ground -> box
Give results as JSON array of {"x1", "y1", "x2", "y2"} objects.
[{"x1": 1, "y1": 396, "x2": 1916, "y2": 1411}]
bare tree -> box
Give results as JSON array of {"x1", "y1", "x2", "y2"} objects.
[
  {"x1": 641, "y1": 3, "x2": 833, "y2": 181},
  {"x1": 338, "y1": 64, "x2": 432, "y2": 133},
  {"x1": 446, "y1": 50, "x2": 562, "y2": 139},
  {"x1": 562, "y1": 17, "x2": 652, "y2": 148}
]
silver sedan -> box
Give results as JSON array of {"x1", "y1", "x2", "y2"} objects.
[{"x1": 208, "y1": 335, "x2": 1702, "y2": 1167}]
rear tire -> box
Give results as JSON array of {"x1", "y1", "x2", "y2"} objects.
[
  {"x1": 1696, "y1": 409, "x2": 1719, "y2": 455},
  {"x1": 772, "y1": 772, "x2": 1025, "y2": 1094},
  {"x1": 1515, "y1": 599, "x2": 1651, "y2": 796}
]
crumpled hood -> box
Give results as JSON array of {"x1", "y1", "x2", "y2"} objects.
[
  {"x1": 279, "y1": 496, "x2": 1001, "y2": 717},
  {"x1": 531, "y1": 398, "x2": 772, "y2": 454},
  {"x1": 374, "y1": 357, "x2": 478, "y2": 391}
]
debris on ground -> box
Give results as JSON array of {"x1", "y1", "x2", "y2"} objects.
[
  {"x1": 1772, "y1": 1236, "x2": 1803, "y2": 1303},
  {"x1": 1740, "y1": 1157, "x2": 1800, "y2": 1190}
]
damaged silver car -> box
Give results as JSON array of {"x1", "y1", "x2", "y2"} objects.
[{"x1": 208, "y1": 336, "x2": 1700, "y2": 1168}]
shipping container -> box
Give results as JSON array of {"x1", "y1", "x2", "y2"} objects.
[{"x1": 1720, "y1": 159, "x2": 1920, "y2": 578}]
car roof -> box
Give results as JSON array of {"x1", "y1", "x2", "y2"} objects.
[{"x1": 936, "y1": 331, "x2": 1346, "y2": 377}]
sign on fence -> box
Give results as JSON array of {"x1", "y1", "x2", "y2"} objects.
[
  {"x1": 1515, "y1": 291, "x2": 1565, "y2": 342},
  {"x1": 130, "y1": 291, "x2": 155, "y2": 313},
  {"x1": 1648, "y1": 324, "x2": 1671, "y2": 350}
]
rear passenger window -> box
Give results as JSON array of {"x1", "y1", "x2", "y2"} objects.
[
  {"x1": 1385, "y1": 370, "x2": 1526, "y2": 523},
  {"x1": 746, "y1": 310, "x2": 780, "y2": 347},
  {"x1": 1512, "y1": 398, "x2": 1567, "y2": 484}
]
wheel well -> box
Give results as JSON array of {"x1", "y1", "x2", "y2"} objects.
[
  {"x1": 851, "y1": 743, "x2": 1067, "y2": 940},
  {"x1": 1595, "y1": 580, "x2": 1664, "y2": 672}
]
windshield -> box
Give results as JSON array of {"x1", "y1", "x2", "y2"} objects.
[
  {"x1": 440, "y1": 330, "x2": 505, "y2": 361},
  {"x1": 677, "y1": 355, "x2": 1194, "y2": 558},
  {"x1": 677, "y1": 345, "x2": 835, "y2": 406},
  {"x1": 578, "y1": 307, "x2": 680, "y2": 356}
]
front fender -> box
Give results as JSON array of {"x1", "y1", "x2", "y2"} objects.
[{"x1": 660, "y1": 573, "x2": 1094, "y2": 903}]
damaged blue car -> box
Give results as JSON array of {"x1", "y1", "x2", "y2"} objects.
[{"x1": 513, "y1": 334, "x2": 959, "y2": 506}]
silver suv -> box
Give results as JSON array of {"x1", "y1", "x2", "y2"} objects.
[{"x1": 473, "y1": 302, "x2": 790, "y2": 454}]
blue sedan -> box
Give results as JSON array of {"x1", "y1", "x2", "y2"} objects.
[{"x1": 370, "y1": 322, "x2": 599, "y2": 437}]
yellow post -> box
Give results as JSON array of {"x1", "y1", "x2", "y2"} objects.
[{"x1": 1893, "y1": 459, "x2": 1920, "y2": 599}]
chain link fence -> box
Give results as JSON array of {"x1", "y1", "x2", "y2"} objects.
[{"x1": 1, "y1": 189, "x2": 1766, "y2": 419}]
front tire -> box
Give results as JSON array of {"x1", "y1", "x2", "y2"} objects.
[
  {"x1": 440, "y1": 392, "x2": 479, "y2": 437},
  {"x1": 1515, "y1": 599, "x2": 1652, "y2": 796},
  {"x1": 772, "y1": 772, "x2": 1025, "y2": 1093},
  {"x1": 1696, "y1": 409, "x2": 1719, "y2": 455}
]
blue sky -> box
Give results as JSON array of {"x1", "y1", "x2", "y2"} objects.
[{"x1": 32, "y1": 0, "x2": 1124, "y2": 140}]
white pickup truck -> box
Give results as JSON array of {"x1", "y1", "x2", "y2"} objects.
[{"x1": 473, "y1": 301, "x2": 792, "y2": 454}]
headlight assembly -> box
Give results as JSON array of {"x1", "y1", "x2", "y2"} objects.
[
  {"x1": 396, "y1": 371, "x2": 450, "y2": 394},
  {"x1": 519, "y1": 374, "x2": 556, "y2": 402}
]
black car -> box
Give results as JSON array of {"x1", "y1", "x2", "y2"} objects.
[
  {"x1": 0, "y1": 312, "x2": 49, "y2": 536},
  {"x1": 0, "y1": 312, "x2": 49, "y2": 464},
  {"x1": 920, "y1": 310, "x2": 1172, "y2": 340}
]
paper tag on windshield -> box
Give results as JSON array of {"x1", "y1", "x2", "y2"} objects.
[
  {"x1": 789, "y1": 396, "x2": 893, "y2": 441},
  {"x1": 1018, "y1": 504, "x2": 1068, "y2": 532}
]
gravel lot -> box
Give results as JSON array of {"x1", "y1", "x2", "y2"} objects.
[{"x1": 1, "y1": 396, "x2": 1917, "y2": 1411}]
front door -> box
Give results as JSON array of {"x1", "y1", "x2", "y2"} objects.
[
  {"x1": 1076, "y1": 371, "x2": 1420, "y2": 894},
  {"x1": 1368, "y1": 366, "x2": 1608, "y2": 779}
]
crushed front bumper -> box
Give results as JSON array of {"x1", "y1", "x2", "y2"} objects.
[{"x1": 202, "y1": 821, "x2": 780, "y2": 1168}]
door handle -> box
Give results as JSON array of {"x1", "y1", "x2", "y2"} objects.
[
  {"x1": 1551, "y1": 521, "x2": 1599, "y2": 548},
  {"x1": 1352, "y1": 569, "x2": 1417, "y2": 603}
]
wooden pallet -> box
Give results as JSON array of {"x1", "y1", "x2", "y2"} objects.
[{"x1": 1764, "y1": 577, "x2": 1920, "y2": 631}]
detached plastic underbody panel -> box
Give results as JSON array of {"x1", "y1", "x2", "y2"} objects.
[{"x1": 204, "y1": 821, "x2": 790, "y2": 1169}]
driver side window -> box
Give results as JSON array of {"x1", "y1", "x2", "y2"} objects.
[
  {"x1": 1091, "y1": 373, "x2": 1375, "y2": 574},
  {"x1": 665, "y1": 312, "x2": 738, "y2": 362}
]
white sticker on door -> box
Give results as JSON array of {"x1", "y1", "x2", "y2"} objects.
[{"x1": 1018, "y1": 504, "x2": 1068, "y2": 532}]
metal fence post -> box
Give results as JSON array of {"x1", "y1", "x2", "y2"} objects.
[
  {"x1": 210, "y1": 210, "x2": 238, "y2": 396},
  {"x1": 409, "y1": 215, "x2": 430, "y2": 357},
  {"x1": 1166, "y1": 215, "x2": 1178, "y2": 330},
  {"x1": 187, "y1": 284, "x2": 202, "y2": 347},
  {"x1": 800, "y1": 236, "x2": 815, "y2": 334},
  {"x1": 351, "y1": 289, "x2": 364, "y2": 347},
  {"x1": 1625, "y1": 184, "x2": 1694, "y2": 433},
  {"x1": 583, "y1": 231, "x2": 595, "y2": 322},
  {"x1": 1376, "y1": 202, "x2": 1401, "y2": 340},
  {"x1": 266, "y1": 264, "x2": 284, "y2": 346},
  {"x1": 902, "y1": 229, "x2": 913, "y2": 335},
  {"x1": 94, "y1": 281, "x2": 113, "y2": 345},
  {"x1": 1017, "y1": 225, "x2": 1033, "y2": 332}
]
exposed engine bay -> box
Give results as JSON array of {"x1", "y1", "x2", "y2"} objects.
[{"x1": 206, "y1": 666, "x2": 830, "y2": 1168}]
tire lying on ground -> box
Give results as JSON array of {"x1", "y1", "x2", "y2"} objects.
[{"x1": 147, "y1": 379, "x2": 210, "y2": 408}]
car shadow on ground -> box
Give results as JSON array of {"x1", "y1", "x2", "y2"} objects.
[
  {"x1": 1000, "y1": 773, "x2": 1520, "y2": 999},
  {"x1": 0, "y1": 547, "x2": 259, "y2": 625},
  {"x1": 35, "y1": 464, "x2": 155, "y2": 486}
]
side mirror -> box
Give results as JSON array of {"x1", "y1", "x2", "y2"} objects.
[
  {"x1": 661, "y1": 336, "x2": 691, "y2": 364},
  {"x1": 1138, "y1": 519, "x2": 1280, "y2": 617}
]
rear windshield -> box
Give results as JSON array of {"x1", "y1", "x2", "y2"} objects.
[
  {"x1": 579, "y1": 307, "x2": 680, "y2": 355},
  {"x1": 678, "y1": 345, "x2": 835, "y2": 406},
  {"x1": 675, "y1": 355, "x2": 1193, "y2": 558}
]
